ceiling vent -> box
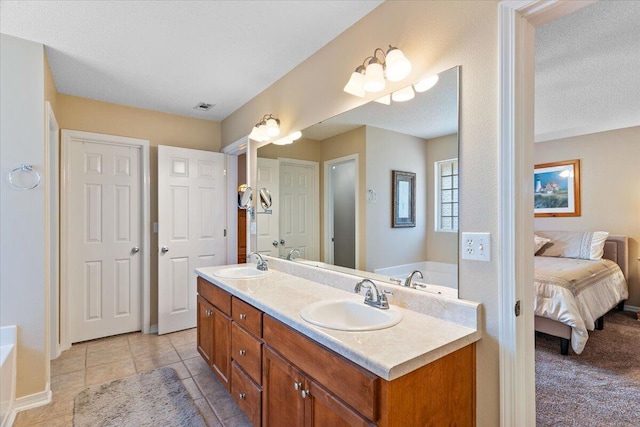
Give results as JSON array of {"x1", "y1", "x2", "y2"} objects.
[{"x1": 193, "y1": 102, "x2": 215, "y2": 111}]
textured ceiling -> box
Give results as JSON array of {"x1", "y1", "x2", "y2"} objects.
[
  {"x1": 0, "y1": 0, "x2": 382, "y2": 121},
  {"x1": 535, "y1": 0, "x2": 640, "y2": 142}
]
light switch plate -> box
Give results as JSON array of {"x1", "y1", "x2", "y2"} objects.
[{"x1": 461, "y1": 232, "x2": 491, "y2": 261}]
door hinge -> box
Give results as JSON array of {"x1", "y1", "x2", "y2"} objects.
[
  {"x1": 223, "y1": 229, "x2": 227, "y2": 237},
  {"x1": 514, "y1": 300, "x2": 521, "y2": 317},
  {"x1": 223, "y1": 169, "x2": 227, "y2": 176}
]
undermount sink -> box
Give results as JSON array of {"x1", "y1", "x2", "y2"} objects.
[
  {"x1": 212, "y1": 266, "x2": 271, "y2": 279},
  {"x1": 300, "y1": 299, "x2": 402, "y2": 331}
]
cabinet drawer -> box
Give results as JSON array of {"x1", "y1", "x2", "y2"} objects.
[
  {"x1": 231, "y1": 362, "x2": 261, "y2": 427},
  {"x1": 232, "y1": 323, "x2": 262, "y2": 383},
  {"x1": 263, "y1": 315, "x2": 379, "y2": 421},
  {"x1": 197, "y1": 277, "x2": 231, "y2": 316},
  {"x1": 232, "y1": 297, "x2": 262, "y2": 338}
]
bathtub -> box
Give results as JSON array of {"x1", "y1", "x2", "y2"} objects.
[
  {"x1": 1, "y1": 325, "x2": 16, "y2": 427},
  {"x1": 374, "y1": 261, "x2": 458, "y2": 298}
]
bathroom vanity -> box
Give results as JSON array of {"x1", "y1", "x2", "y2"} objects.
[{"x1": 195, "y1": 259, "x2": 481, "y2": 426}]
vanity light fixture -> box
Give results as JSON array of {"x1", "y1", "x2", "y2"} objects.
[
  {"x1": 391, "y1": 85, "x2": 415, "y2": 102},
  {"x1": 249, "y1": 114, "x2": 281, "y2": 142},
  {"x1": 343, "y1": 45, "x2": 412, "y2": 97},
  {"x1": 414, "y1": 74, "x2": 439, "y2": 93},
  {"x1": 272, "y1": 130, "x2": 303, "y2": 146}
]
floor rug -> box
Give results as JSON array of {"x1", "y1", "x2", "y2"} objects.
[
  {"x1": 536, "y1": 310, "x2": 640, "y2": 427},
  {"x1": 74, "y1": 367, "x2": 206, "y2": 427}
]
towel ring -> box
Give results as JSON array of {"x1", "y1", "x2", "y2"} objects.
[{"x1": 8, "y1": 164, "x2": 41, "y2": 191}]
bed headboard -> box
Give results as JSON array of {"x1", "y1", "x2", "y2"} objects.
[{"x1": 603, "y1": 235, "x2": 628, "y2": 280}]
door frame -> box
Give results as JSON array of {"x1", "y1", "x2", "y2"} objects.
[
  {"x1": 323, "y1": 154, "x2": 359, "y2": 268},
  {"x1": 278, "y1": 157, "x2": 320, "y2": 260},
  {"x1": 60, "y1": 130, "x2": 150, "y2": 350},
  {"x1": 498, "y1": 1, "x2": 595, "y2": 424},
  {"x1": 44, "y1": 102, "x2": 59, "y2": 362}
]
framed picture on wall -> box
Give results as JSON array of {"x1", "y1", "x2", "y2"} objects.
[
  {"x1": 392, "y1": 170, "x2": 416, "y2": 227},
  {"x1": 534, "y1": 159, "x2": 581, "y2": 217}
]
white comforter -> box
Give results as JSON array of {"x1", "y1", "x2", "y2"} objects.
[{"x1": 534, "y1": 257, "x2": 628, "y2": 354}]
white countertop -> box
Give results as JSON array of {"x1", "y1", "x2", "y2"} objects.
[{"x1": 196, "y1": 264, "x2": 481, "y2": 381}]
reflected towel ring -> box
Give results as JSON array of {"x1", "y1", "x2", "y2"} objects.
[{"x1": 8, "y1": 164, "x2": 41, "y2": 191}]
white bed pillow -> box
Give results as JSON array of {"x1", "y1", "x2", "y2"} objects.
[
  {"x1": 534, "y1": 234, "x2": 551, "y2": 254},
  {"x1": 535, "y1": 231, "x2": 609, "y2": 260}
]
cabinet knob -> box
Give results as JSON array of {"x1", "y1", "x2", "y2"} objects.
[
  {"x1": 239, "y1": 313, "x2": 247, "y2": 320},
  {"x1": 301, "y1": 389, "x2": 310, "y2": 399},
  {"x1": 293, "y1": 381, "x2": 302, "y2": 391},
  {"x1": 239, "y1": 349, "x2": 246, "y2": 356},
  {"x1": 238, "y1": 393, "x2": 246, "y2": 400}
]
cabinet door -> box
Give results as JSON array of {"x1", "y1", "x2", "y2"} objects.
[
  {"x1": 212, "y1": 306, "x2": 232, "y2": 390},
  {"x1": 196, "y1": 295, "x2": 214, "y2": 364},
  {"x1": 306, "y1": 378, "x2": 375, "y2": 427},
  {"x1": 263, "y1": 346, "x2": 305, "y2": 427}
]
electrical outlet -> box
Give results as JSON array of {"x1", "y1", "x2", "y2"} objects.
[{"x1": 461, "y1": 232, "x2": 491, "y2": 261}]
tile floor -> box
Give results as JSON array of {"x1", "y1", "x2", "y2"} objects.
[{"x1": 13, "y1": 329, "x2": 252, "y2": 427}]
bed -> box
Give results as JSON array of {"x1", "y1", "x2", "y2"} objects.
[{"x1": 534, "y1": 233, "x2": 629, "y2": 355}]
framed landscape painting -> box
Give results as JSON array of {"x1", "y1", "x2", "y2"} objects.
[{"x1": 534, "y1": 159, "x2": 581, "y2": 217}]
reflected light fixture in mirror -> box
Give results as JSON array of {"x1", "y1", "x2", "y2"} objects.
[
  {"x1": 249, "y1": 114, "x2": 281, "y2": 142},
  {"x1": 272, "y1": 130, "x2": 303, "y2": 146},
  {"x1": 343, "y1": 45, "x2": 412, "y2": 97}
]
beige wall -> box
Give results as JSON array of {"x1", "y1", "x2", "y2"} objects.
[
  {"x1": 56, "y1": 95, "x2": 221, "y2": 325},
  {"x1": 534, "y1": 126, "x2": 640, "y2": 307},
  {"x1": 425, "y1": 133, "x2": 459, "y2": 264},
  {"x1": 222, "y1": 2, "x2": 500, "y2": 423},
  {"x1": 365, "y1": 126, "x2": 429, "y2": 270},
  {"x1": 44, "y1": 52, "x2": 57, "y2": 113}
]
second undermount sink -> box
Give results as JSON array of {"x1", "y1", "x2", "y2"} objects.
[
  {"x1": 212, "y1": 266, "x2": 272, "y2": 279},
  {"x1": 300, "y1": 299, "x2": 402, "y2": 331}
]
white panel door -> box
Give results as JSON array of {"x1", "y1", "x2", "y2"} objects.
[
  {"x1": 67, "y1": 139, "x2": 141, "y2": 343},
  {"x1": 279, "y1": 160, "x2": 318, "y2": 260},
  {"x1": 158, "y1": 146, "x2": 226, "y2": 334},
  {"x1": 256, "y1": 158, "x2": 280, "y2": 257}
]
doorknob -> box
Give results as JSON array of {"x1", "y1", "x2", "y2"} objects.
[
  {"x1": 280, "y1": 239, "x2": 285, "y2": 245},
  {"x1": 161, "y1": 246, "x2": 169, "y2": 253},
  {"x1": 272, "y1": 240, "x2": 279, "y2": 247},
  {"x1": 131, "y1": 246, "x2": 140, "y2": 254}
]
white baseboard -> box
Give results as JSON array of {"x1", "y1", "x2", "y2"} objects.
[
  {"x1": 7, "y1": 387, "x2": 52, "y2": 426},
  {"x1": 623, "y1": 304, "x2": 639, "y2": 313},
  {"x1": 148, "y1": 324, "x2": 158, "y2": 334}
]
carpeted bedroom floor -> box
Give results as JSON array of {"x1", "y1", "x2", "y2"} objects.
[{"x1": 536, "y1": 310, "x2": 640, "y2": 427}]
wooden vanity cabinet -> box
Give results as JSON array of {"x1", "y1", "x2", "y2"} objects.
[
  {"x1": 197, "y1": 277, "x2": 232, "y2": 391},
  {"x1": 197, "y1": 277, "x2": 476, "y2": 427},
  {"x1": 263, "y1": 346, "x2": 373, "y2": 427}
]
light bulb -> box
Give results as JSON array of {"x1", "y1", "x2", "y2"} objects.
[
  {"x1": 266, "y1": 118, "x2": 280, "y2": 137},
  {"x1": 363, "y1": 61, "x2": 385, "y2": 92},
  {"x1": 343, "y1": 69, "x2": 365, "y2": 97},
  {"x1": 414, "y1": 74, "x2": 439, "y2": 92},
  {"x1": 391, "y1": 85, "x2": 415, "y2": 102},
  {"x1": 385, "y1": 47, "x2": 411, "y2": 82},
  {"x1": 374, "y1": 94, "x2": 391, "y2": 105},
  {"x1": 289, "y1": 131, "x2": 302, "y2": 140}
]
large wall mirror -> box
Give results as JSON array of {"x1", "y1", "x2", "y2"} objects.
[{"x1": 253, "y1": 66, "x2": 459, "y2": 297}]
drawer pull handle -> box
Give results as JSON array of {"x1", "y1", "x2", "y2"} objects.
[
  {"x1": 239, "y1": 314, "x2": 247, "y2": 320},
  {"x1": 238, "y1": 393, "x2": 246, "y2": 400},
  {"x1": 239, "y1": 349, "x2": 246, "y2": 356},
  {"x1": 301, "y1": 389, "x2": 310, "y2": 399}
]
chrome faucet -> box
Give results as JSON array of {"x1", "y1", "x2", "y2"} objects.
[
  {"x1": 404, "y1": 270, "x2": 424, "y2": 288},
  {"x1": 287, "y1": 248, "x2": 302, "y2": 261},
  {"x1": 354, "y1": 278, "x2": 392, "y2": 310},
  {"x1": 248, "y1": 251, "x2": 268, "y2": 271}
]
